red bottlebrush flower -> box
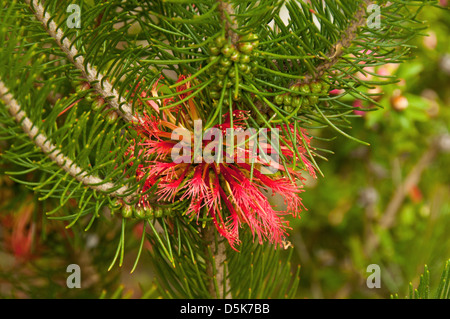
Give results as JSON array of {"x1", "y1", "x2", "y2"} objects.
[
  {"x1": 127, "y1": 76, "x2": 316, "y2": 249},
  {"x1": 2, "y1": 204, "x2": 36, "y2": 261}
]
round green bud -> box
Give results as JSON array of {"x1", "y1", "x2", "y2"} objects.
[
  {"x1": 292, "y1": 96, "x2": 302, "y2": 108},
  {"x1": 92, "y1": 98, "x2": 105, "y2": 111},
  {"x1": 121, "y1": 205, "x2": 133, "y2": 219},
  {"x1": 240, "y1": 54, "x2": 251, "y2": 64},
  {"x1": 230, "y1": 51, "x2": 240, "y2": 62},
  {"x1": 210, "y1": 46, "x2": 220, "y2": 56},
  {"x1": 321, "y1": 82, "x2": 331, "y2": 94},
  {"x1": 238, "y1": 42, "x2": 254, "y2": 54},
  {"x1": 228, "y1": 68, "x2": 236, "y2": 78},
  {"x1": 220, "y1": 57, "x2": 232, "y2": 67},
  {"x1": 284, "y1": 105, "x2": 294, "y2": 113},
  {"x1": 162, "y1": 207, "x2": 173, "y2": 217},
  {"x1": 106, "y1": 111, "x2": 118, "y2": 123},
  {"x1": 217, "y1": 79, "x2": 225, "y2": 88},
  {"x1": 76, "y1": 82, "x2": 90, "y2": 93},
  {"x1": 300, "y1": 84, "x2": 311, "y2": 94},
  {"x1": 310, "y1": 81, "x2": 322, "y2": 94},
  {"x1": 85, "y1": 93, "x2": 97, "y2": 103},
  {"x1": 153, "y1": 207, "x2": 163, "y2": 218},
  {"x1": 134, "y1": 207, "x2": 147, "y2": 219},
  {"x1": 242, "y1": 33, "x2": 259, "y2": 46},
  {"x1": 283, "y1": 94, "x2": 293, "y2": 106},
  {"x1": 215, "y1": 36, "x2": 227, "y2": 48},
  {"x1": 308, "y1": 96, "x2": 319, "y2": 105},
  {"x1": 238, "y1": 63, "x2": 248, "y2": 72},
  {"x1": 303, "y1": 97, "x2": 311, "y2": 108},
  {"x1": 221, "y1": 44, "x2": 235, "y2": 57},
  {"x1": 144, "y1": 206, "x2": 155, "y2": 219},
  {"x1": 274, "y1": 94, "x2": 285, "y2": 105},
  {"x1": 290, "y1": 84, "x2": 301, "y2": 92}
]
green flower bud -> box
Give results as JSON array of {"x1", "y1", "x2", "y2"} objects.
[
  {"x1": 308, "y1": 95, "x2": 319, "y2": 105},
  {"x1": 321, "y1": 82, "x2": 331, "y2": 94},
  {"x1": 284, "y1": 105, "x2": 294, "y2": 113},
  {"x1": 300, "y1": 84, "x2": 310, "y2": 94},
  {"x1": 215, "y1": 36, "x2": 227, "y2": 48},
  {"x1": 238, "y1": 42, "x2": 254, "y2": 54},
  {"x1": 310, "y1": 81, "x2": 322, "y2": 94},
  {"x1": 76, "y1": 82, "x2": 90, "y2": 93},
  {"x1": 292, "y1": 96, "x2": 302, "y2": 108},
  {"x1": 274, "y1": 94, "x2": 285, "y2": 105},
  {"x1": 230, "y1": 51, "x2": 240, "y2": 62},
  {"x1": 220, "y1": 57, "x2": 232, "y2": 67},
  {"x1": 290, "y1": 84, "x2": 300, "y2": 92},
  {"x1": 240, "y1": 54, "x2": 251, "y2": 64},
  {"x1": 303, "y1": 97, "x2": 311, "y2": 108},
  {"x1": 153, "y1": 207, "x2": 163, "y2": 218},
  {"x1": 106, "y1": 110, "x2": 118, "y2": 123},
  {"x1": 92, "y1": 98, "x2": 105, "y2": 111},
  {"x1": 144, "y1": 206, "x2": 155, "y2": 219},
  {"x1": 134, "y1": 207, "x2": 147, "y2": 219},
  {"x1": 121, "y1": 205, "x2": 133, "y2": 219},
  {"x1": 209, "y1": 46, "x2": 220, "y2": 56},
  {"x1": 221, "y1": 44, "x2": 235, "y2": 57},
  {"x1": 162, "y1": 207, "x2": 174, "y2": 217},
  {"x1": 283, "y1": 94, "x2": 293, "y2": 106},
  {"x1": 242, "y1": 33, "x2": 259, "y2": 47}
]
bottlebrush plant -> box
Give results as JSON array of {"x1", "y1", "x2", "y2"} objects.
[{"x1": 0, "y1": 0, "x2": 440, "y2": 299}]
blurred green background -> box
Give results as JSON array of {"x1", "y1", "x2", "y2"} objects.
[
  {"x1": 291, "y1": 2, "x2": 450, "y2": 298},
  {"x1": 0, "y1": 3, "x2": 449, "y2": 299}
]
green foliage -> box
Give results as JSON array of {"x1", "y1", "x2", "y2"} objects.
[
  {"x1": 291, "y1": 3, "x2": 450, "y2": 298},
  {"x1": 391, "y1": 260, "x2": 450, "y2": 299},
  {"x1": 146, "y1": 216, "x2": 300, "y2": 298}
]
